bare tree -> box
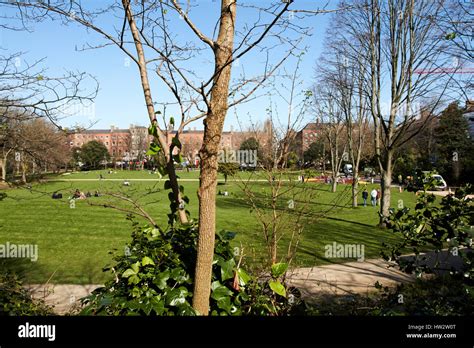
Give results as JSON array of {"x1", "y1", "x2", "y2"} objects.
[
  {"x1": 0, "y1": 51, "x2": 97, "y2": 127},
  {"x1": 0, "y1": 114, "x2": 71, "y2": 182},
  {"x1": 332, "y1": 0, "x2": 453, "y2": 224},
  {"x1": 266, "y1": 52, "x2": 311, "y2": 169},
  {"x1": 317, "y1": 18, "x2": 371, "y2": 205},
  {"x1": 435, "y1": 0, "x2": 473, "y2": 100},
  {"x1": 1, "y1": 0, "x2": 314, "y2": 314},
  {"x1": 312, "y1": 81, "x2": 348, "y2": 193}
]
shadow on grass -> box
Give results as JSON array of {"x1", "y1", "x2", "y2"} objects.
[{"x1": 0, "y1": 256, "x2": 110, "y2": 285}]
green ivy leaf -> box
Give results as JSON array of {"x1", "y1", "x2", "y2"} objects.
[
  {"x1": 148, "y1": 124, "x2": 157, "y2": 136},
  {"x1": 177, "y1": 303, "x2": 196, "y2": 316},
  {"x1": 122, "y1": 269, "x2": 135, "y2": 278},
  {"x1": 271, "y1": 262, "x2": 288, "y2": 278},
  {"x1": 141, "y1": 256, "x2": 155, "y2": 266},
  {"x1": 166, "y1": 287, "x2": 188, "y2": 306},
  {"x1": 216, "y1": 296, "x2": 232, "y2": 313},
  {"x1": 150, "y1": 296, "x2": 165, "y2": 315},
  {"x1": 122, "y1": 262, "x2": 140, "y2": 278},
  {"x1": 128, "y1": 274, "x2": 140, "y2": 285},
  {"x1": 269, "y1": 280, "x2": 286, "y2": 297},
  {"x1": 211, "y1": 285, "x2": 233, "y2": 301},
  {"x1": 219, "y1": 258, "x2": 236, "y2": 281},
  {"x1": 153, "y1": 270, "x2": 170, "y2": 290},
  {"x1": 146, "y1": 142, "x2": 161, "y2": 156},
  {"x1": 237, "y1": 268, "x2": 251, "y2": 286}
]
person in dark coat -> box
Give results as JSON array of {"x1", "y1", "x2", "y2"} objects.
[{"x1": 362, "y1": 188, "x2": 368, "y2": 207}]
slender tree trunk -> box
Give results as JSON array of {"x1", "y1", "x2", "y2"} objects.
[
  {"x1": 1, "y1": 150, "x2": 10, "y2": 181},
  {"x1": 379, "y1": 150, "x2": 392, "y2": 226},
  {"x1": 21, "y1": 161, "x2": 27, "y2": 183},
  {"x1": 1, "y1": 158, "x2": 6, "y2": 181},
  {"x1": 331, "y1": 177, "x2": 337, "y2": 193},
  {"x1": 352, "y1": 170, "x2": 359, "y2": 207},
  {"x1": 271, "y1": 186, "x2": 278, "y2": 264},
  {"x1": 193, "y1": 0, "x2": 236, "y2": 315},
  {"x1": 122, "y1": 0, "x2": 188, "y2": 224}
]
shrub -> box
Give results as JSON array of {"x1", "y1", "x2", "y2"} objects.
[
  {"x1": 80, "y1": 219, "x2": 304, "y2": 316},
  {"x1": 0, "y1": 272, "x2": 53, "y2": 316}
]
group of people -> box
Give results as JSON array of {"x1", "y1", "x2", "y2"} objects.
[
  {"x1": 361, "y1": 187, "x2": 381, "y2": 207},
  {"x1": 72, "y1": 189, "x2": 101, "y2": 199}
]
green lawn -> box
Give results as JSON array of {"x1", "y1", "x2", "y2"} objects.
[{"x1": 0, "y1": 169, "x2": 421, "y2": 284}]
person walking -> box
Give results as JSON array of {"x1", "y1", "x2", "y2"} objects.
[
  {"x1": 370, "y1": 188, "x2": 377, "y2": 206},
  {"x1": 362, "y1": 188, "x2": 369, "y2": 207},
  {"x1": 376, "y1": 189, "x2": 381, "y2": 206}
]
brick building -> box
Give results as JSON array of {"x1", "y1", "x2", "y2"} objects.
[
  {"x1": 68, "y1": 126, "x2": 130, "y2": 159},
  {"x1": 293, "y1": 122, "x2": 324, "y2": 158},
  {"x1": 68, "y1": 125, "x2": 250, "y2": 163}
]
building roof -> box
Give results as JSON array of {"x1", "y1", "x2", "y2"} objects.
[{"x1": 73, "y1": 129, "x2": 130, "y2": 134}]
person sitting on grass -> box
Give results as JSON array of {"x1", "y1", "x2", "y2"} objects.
[{"x1": 72, "y1": 189, "x2": 81, "y2": 199}]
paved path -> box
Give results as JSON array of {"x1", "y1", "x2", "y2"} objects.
[
  {"x1": 286, "y1": 259, "x2": 415, "y2": 302},
  {"x1": 27, "y1": 283, "x2": 101, "y2": 315},
  {"x1": 28, "y1": 250, "x2": 466, "y2": 314},
  {"x1": 28, "y1": 258, "x2": 414, "y2": 314}
]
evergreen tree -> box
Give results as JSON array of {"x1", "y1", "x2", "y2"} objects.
[{"x1": 435, "y1": 102, "x2": 474, "y2": 184}]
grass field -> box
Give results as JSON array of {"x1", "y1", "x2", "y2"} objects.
[{"x1": 0, "y1": 169, "x2": 421, "y2": 284}]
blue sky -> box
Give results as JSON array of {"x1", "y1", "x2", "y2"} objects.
[{"x1": 1, "y1": 0, "x2": 334, "y2": 131}]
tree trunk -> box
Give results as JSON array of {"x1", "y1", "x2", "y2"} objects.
[
  {"x1": 352, "y1": 171, "x2": 358, "y2": 207},
  {"x1": 0, "y1": 157, "x2": 6, "y2": 181},
  {"x1": 331, "y1": 175, "x2": 337, "y2": 192},
  {"x1": 379, "y1": 151, "x2": 392, "y2": 226},
  {"x1": 166, "y1": 160, "x2": 188, "y2": 223},
  {"x1": 193, "y1": 0, "x2": 236, "y2": 315},
  {"x1": 21, "y1": 161, "x2": 27, "y2": 184},
  {"x1": 122, "y1": 0, "x2": 188, "y2": 224},
  {"x1": 0, "y1": 150, "x2": 10, "y2": 181}
]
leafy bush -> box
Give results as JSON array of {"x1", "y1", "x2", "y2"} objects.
[
  {"x1": 373, "y1": 184, "x2": 474, "y2": 315},
  {"x1": 382, "y1": 185, "x2": 473, "y2": 279},
  {"x1": 0, "y1": 272, "x2": 53, "y2": 316},
  {"x1": 80, "y1": 220, "x2": 303, "y2": 316}
]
